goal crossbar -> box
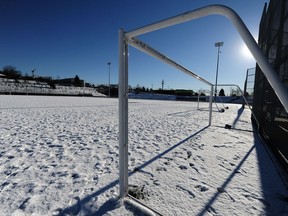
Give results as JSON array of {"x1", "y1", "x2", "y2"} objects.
[
  {"x1": 118, "y1": 4, "x2": 288, "y2": 200},
  {"x1": 128, "y1": 37, "x2": 213, "y2": 86}
]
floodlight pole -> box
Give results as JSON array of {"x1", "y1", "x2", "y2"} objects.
[
  {"x1": 214, "y1": 42, "x2": 223, "y2": 97},
  {"x1": 31, "y1": 69, "x2": 36, "y2": 78},
  {"x1": 107, "y1": 62, "x2": 111, "y2": 97}
]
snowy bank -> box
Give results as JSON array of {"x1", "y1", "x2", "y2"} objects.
[
  {"x1": 128, "y1": 92, "x2": 252, "y2": 104},
  {"x1": 0, "y1": 78, "x2": 105, "y2": 97}
]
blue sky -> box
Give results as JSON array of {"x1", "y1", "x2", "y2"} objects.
[{"x1": 0, "y1": 0, "x2": 268, "y2": 92}]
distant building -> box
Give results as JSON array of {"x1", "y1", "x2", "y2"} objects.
[
  {"x1": 253, "y1": 0, "x2": 288, "y2": 171},
  {"x1": 55, "y1": 77, "x2": 84, "y2": 87}
]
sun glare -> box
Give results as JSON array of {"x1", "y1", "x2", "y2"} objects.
[{"x1": 241, "y1": 44, "x2": 254, "y2": 60}]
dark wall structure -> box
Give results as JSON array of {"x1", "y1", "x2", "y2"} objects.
[{"x1": 253, "y1": 0, "x2": 288, "y2": 171}]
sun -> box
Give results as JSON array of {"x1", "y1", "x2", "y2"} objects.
[{"x1": 241, "y1": 44, "x2": 254, "y2": 60}]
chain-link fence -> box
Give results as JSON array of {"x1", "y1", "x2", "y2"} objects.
[
  {"x1": 244, "y1": 68, "x2": 255, "y2": 105},
  {"x1": 253, "y1": 0, "x2": 288, "y2": 171}
]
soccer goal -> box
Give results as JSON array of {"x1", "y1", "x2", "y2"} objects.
[{"x1": 118, "y1": 4, "x2": 288, "y2": 203}]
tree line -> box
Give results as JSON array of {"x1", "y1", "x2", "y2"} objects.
[
  {"x1": 1, "y1": 65, "x2": 243, "y2": 97},
  {"x1": 0, "y1": 65, "x2": 85, "y2": 88}
]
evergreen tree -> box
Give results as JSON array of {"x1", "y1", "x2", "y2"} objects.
[
  {"x1": 219, "y1": 88, "x2": 225, "y2": 96},
  {"x1": 73, "y1": 75, "x2": 82, "y2": 87}
]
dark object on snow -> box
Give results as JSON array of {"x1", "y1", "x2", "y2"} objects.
[
  {"x1": 128, "y1": 185, "x2": 146, "y2": 200},
  {"x1": 133, "y1": 167, "x2": 140, "y2": 172},
  {"x1": 217, "y1": 187, "x2": 226, "y2": 193},
  {"x1": 225, "y1": 106, "x2": 229, "y2": 109},
  {"x1": 219, "y1": 108, "x2": 225, "y2": 113},
  {"x1": 225, "y1": 124, "x2": 232, "y2": 129}
]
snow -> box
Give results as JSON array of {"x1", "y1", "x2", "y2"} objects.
[
  {"x1": 1, "y1": 95, "x2": 288, "y2": 216},
  {"x1": 0, "y1": 78, "x2": 105, "y2": 97}
]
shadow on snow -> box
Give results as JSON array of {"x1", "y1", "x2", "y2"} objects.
[
  {"x1": 196, "y1": 110, "x2": 288, "y2": 215},
  {"x1": 58, "y1": 106, "x2": 288, "y2": 215},
  {"x1": 58, "y1": 126, "x2": 210, "y2": 215}
]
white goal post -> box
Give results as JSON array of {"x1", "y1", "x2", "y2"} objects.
[{"x1": 118, "y1": 4, "x2": 288, "y2": 199}]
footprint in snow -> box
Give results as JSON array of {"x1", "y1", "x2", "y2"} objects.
[
  {"x1": 189, "y1": 163, "x2": 200, "y2": 173},
  {"x1": 104, "y1": 156, "x2": 114, "y2": 166},
  {"x1": 153, "y1": 179, "x2": 160, "y2": 186},
  {"x1": 193, "y1": 155, "x2": 205, "y2": 162},
  {"x1": 156, "y1": 166, "x2": 167, "y2": 172},
  {"x1": 186, "y1": 151, "x2": 192, "y2": 159},
  {"x1": 217, "y1": 187, "x2": 235, "y2": 202},
  {"x1": 71, "y1": 173, "x2": 80, "y2": 179},
  {"x1": 195, "y1": 185, "x2": 209, "y2": 192},
  {"x1": 19, "y1": 197, "x2": 30, "y2": 210},
  {"x1": 176, "y1": 185, "x2": 195, "y2": 199},
  {"x1": 179, "y1": 165, "x2": 188, "y2": 170},
  {"x1": 206, "y1": 205, "x2": 217, "y2": 215},
  {"x1": 233, "y1": 155, "x2": 240, "y2": 160}
]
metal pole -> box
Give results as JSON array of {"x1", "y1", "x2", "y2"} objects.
[
  {"x1": 243, "y1": 69, "x2": 248, "y2": 94},
  {"x1": 209, "y1": 85, "x2": 213, "y2": 126},
  {"x1": 117, "y1": 5, "x2": 288, "y2": 200},
  {"x1": 215, "y1": 46, "x2": 220, "y2": 97},
  {"x1": 242, "y1": 69, "x2": 248, "y2": 108},
  {"x1": 118, "y1": 29, "x2": 129, "y2": 198},
  {"x1": 197, "y1": 90, "x2": 200, "y2": 110},
  {"x1": 214, "y1": 42, "x2": 223, "y2": 97},
  {"x1": 128, "y1": 37, "x2": 212, "y2": 86},
  {"x1": 108, "y1": 62, "x2": 111, "y2": 97}
]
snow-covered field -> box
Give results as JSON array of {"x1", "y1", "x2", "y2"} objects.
[{"x1": 1, "y1": 95, "x2": 288, "y2": 216}]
